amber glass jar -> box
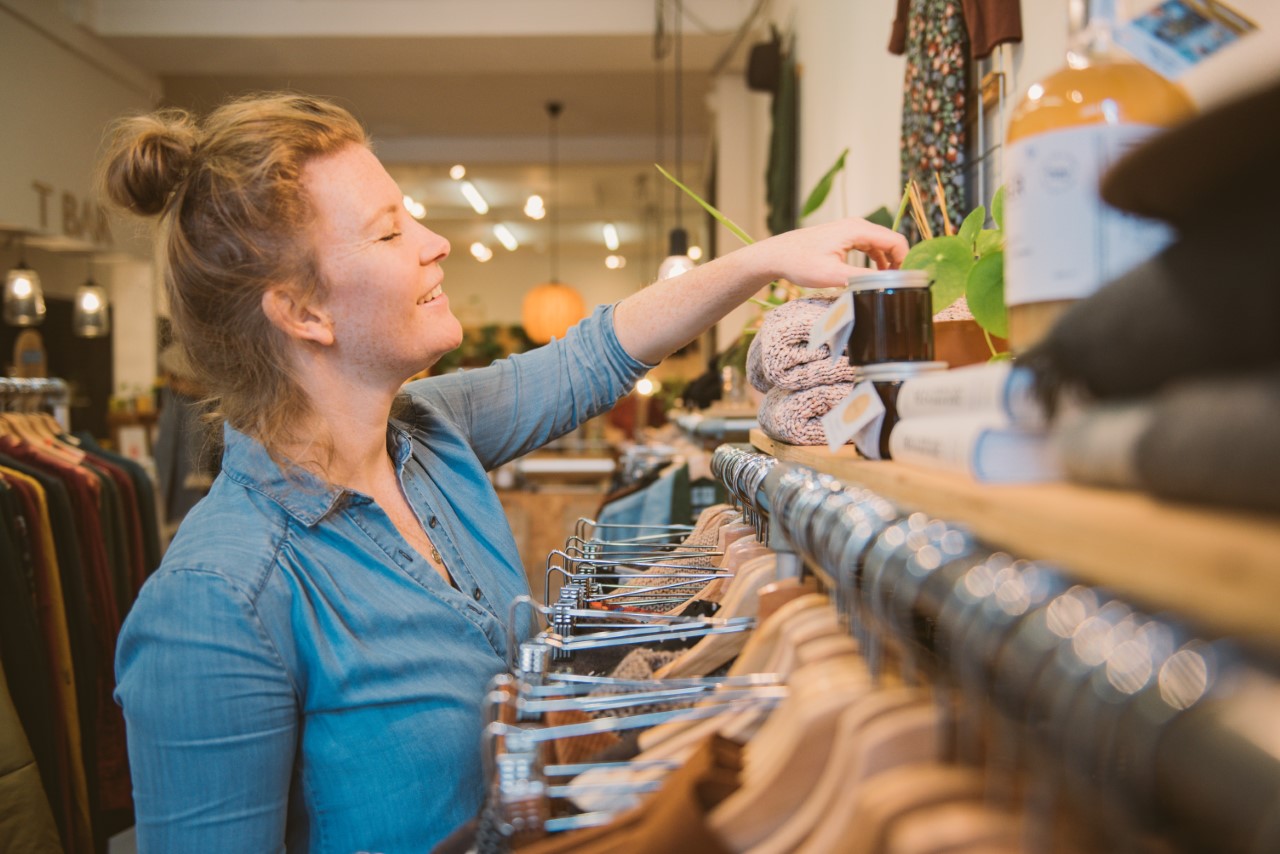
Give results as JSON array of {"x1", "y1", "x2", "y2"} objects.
[
  {"x1": 858, "y1": 361, "x2": 949, "y2": 460},
  {"x1": 846, "y1": 270, "x2": 935, "y2": 367}
]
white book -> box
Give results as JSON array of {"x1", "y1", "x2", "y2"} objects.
[
  {"x1": 895, "y1": 362, "x2": 1046, "y2": 429},
  {"x1": 888, "y1": 414, "x2": 1063, "y2": 483}
]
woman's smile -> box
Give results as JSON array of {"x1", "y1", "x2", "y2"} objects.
[{"x1": 417, "y1": 283, "x2": 445, "y2": 306}]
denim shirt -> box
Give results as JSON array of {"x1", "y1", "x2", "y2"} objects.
[{"x1": 115, "y1": 305, "x2": 650, "y2": 853}]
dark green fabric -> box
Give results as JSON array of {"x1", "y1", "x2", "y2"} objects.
[
  {"x1": 0, "y1": 454, "x2": 97, "y2": 817},
  {"x1": 0, "y1": 483, "x2": 64, "y2": 843},
  {"x1": 766, "y1": 37, "x2": 798, "y2": 236},
  {"x1": 85, "y1": 465, "x2": 130, "y2": 621},
  {"x1": 75, "y1": 433, "x2": 162, "y2": 575}
]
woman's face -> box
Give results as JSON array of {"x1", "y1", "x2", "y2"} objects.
[{"x1": 301, "y1": 143, "x2": 461, "y2": 383}]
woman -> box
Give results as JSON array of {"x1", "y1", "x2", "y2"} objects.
[{"x1": 105, "y1": 92, "x2": 906, "y2": 852}]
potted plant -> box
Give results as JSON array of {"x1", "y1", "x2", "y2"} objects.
[
  {"x1": 658, "y1": 153, "x2": 1010, "y2": 372},
  {"x1": 897, "y1": 182, "x2": 1010, "y2": 365}
]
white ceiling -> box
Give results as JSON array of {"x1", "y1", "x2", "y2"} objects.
[{"x1": 86, "y1": 0, "x2": 765, "y2": 287}]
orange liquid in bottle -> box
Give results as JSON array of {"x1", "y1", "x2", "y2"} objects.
[{"x1": 1004, "y1": 43, "x2": 1194, "y2": 351}]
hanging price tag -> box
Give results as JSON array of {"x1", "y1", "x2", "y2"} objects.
[
  {"x1": 806, "y1": 290, "x2": 855, "y2": 355},
  {"x1": 820, "y1": 381, "x2": 885, "y2": 455}
]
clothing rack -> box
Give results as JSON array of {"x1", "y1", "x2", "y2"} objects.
[
  {"x1": 709, "y1": 442, "x2": 1280, "y2": 853},
  {"x1": 0, "y1": 376, "x2": 70, "y2": 430}
]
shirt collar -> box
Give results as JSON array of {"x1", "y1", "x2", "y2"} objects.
[
  {"x1": 217, "y1": 422, "x2": 385, "y2": 527},
  {"x1": 219, "y1": 404, "x2": 423, "y2": 527}
]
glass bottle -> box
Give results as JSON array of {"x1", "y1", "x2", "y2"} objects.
[{"x1": 1003, "y1": 0, "x2": 1195, "y2": 351}]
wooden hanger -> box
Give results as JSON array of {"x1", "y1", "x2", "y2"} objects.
[
  {"x1": 710, "y1": 656, "x2": 871, "y2": 851},
  {"x1": 791, "y1": 691, "x2": 940, "y2": 854},
  {"x1": 654, "y1": 554, "x2": 779, "y2": 680},
  {"x1": 883, "y1": 800, "x2": 1023, "y2": 854},
  {"x1": 839, "y1": 764, "x2": 986, "y2": 854},
  {"x1": 725, "y1": 593, "x2": 832, "y2": 680},
  {"x1": 638, "y1": 594, "x2": 835, "y2": 754}
]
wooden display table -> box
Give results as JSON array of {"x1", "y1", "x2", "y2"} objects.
[{"x1": 751, "y1": 429, "x2": 1280, "y2": 656}]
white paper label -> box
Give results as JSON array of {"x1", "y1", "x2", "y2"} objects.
[
  {"x1": 1115, "y1": 0, "x2": 1255, "y2": 80},
  {"x1": 820, "y1": 381, "x2": 885, "y2": 455},
  {"x1": 1004, "y1": 122, "x2": 1175, "y2": 306},
  {"x1": 806, "y1": 291, "x2": 855, "y2": 354}
]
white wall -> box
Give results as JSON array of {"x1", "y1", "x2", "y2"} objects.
[{"x1": 0, "y1": 0, "x2": 161, "y2": 396}]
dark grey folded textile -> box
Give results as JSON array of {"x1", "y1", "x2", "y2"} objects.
[
  {"x1": 1102, "y1": 75, "x2": 1280, "y2": 233},
  {"x1": 1021, "y1": 209, "x2": 1280, "y2": 408},
  {"x1": 1135, "y1": 371, "x2": 1280, "y2": 513},
  {"x1": 1054, "y1": 371, "x2": 1280, "y2": 514}
]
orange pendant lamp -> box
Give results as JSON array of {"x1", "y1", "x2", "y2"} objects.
[{"x1": 522, "y1": 100, "x2": 587, "y2": 344}]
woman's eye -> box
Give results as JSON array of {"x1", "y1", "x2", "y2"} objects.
[{"x1": 380, "y1": 231, "x2": 402, "y2": 242}]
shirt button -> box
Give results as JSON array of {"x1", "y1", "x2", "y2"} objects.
[
  {"x1": 429, "y1": 516, "x2": 439, "y2": 528},
  {"x1": 473, "y1": 588, "x2": 483, "y2": 601}
]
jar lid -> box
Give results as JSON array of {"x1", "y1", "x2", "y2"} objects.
[
  {"x1": 860, "y1": 360, "x2": 949, "y2": 381},
  {"x1": 846, "y1": 269, "x2": 931, "y2": 292}
]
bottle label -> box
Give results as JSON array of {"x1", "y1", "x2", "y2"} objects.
[{"x1": 1004, "y1": 122, "x2": 1175, "y2": 306}]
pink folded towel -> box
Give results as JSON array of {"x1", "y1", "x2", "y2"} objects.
[
  {"x1": 757, "y1": 384, "x2": 855, "y2": 446},
  {"x1": 747, "y1": 297, "x2": 860, "y2": 393}
]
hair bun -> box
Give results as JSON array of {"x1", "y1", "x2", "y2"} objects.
[{"x1": 101, "y1": 109, "x2": 199, "y2": 216}]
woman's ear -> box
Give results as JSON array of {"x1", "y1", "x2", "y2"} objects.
[{"x1": 262, "y1": 285, "x2": 334, "y2": 346}]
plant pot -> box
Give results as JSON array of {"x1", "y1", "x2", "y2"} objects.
[{"x1": 934, "y1": 319, "x2": 1007, "y2": 368}]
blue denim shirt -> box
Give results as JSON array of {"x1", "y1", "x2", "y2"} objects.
[{"x1": 115, "y1": 305, "x2": 649, "y2": 853}]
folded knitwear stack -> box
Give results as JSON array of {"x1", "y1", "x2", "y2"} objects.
[{"x1": 747, "y1": 297, "x2": 859, "y2": 446}]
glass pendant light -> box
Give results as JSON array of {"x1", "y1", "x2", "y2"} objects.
[
  {"x1": 657, "y1": 0, "x2": 695, "y2": 281},
  {"x1": 73, "y1": 260, "x2": 110, "y2": 337},
  {"x1": 4, "y1": 237, "x2": 46, "y2": 326},
  {"x1": 657, "y1": 227, "x2": 695, "y2": 279}
]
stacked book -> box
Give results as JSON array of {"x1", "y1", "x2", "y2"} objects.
[{"x1": 887, "y1": 362, "x2": 1064, "y2": 483}]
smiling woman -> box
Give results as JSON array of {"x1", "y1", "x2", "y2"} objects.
[{"x1": 98, "y1": 91, "x2": 905, "y2": 853}]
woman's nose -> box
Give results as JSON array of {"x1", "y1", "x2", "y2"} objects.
[{"x1": 418, "y1": 224, "x2": 449, "y2": 263}]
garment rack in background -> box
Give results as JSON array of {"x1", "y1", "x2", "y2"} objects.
[
  {"x1": 0, "y1": 377, "x2": 71, "y2": 431},
  {"x1": 708, "y1": 443, "x2": 1280, "y2": 854}
]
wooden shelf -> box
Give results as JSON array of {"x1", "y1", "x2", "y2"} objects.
[{"x1": 751, "y1": 429, "x2": 1280, "y2": 656}]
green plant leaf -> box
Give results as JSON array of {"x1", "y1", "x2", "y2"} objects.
[
  {"x1": 891, "y1": 183, "x2": 911, "y2": 233},
  {"x1": 864, "y1": 206, "x2": 893, "y2": 230},
  {"x1": 966, "y1": 250, "x2": 1007, "y2": 339},
  {"x1": 991, "y1": 185, "x2": 1005, "y2": 230},
  {"x1": 957, "y1": 206, "x2": 985, "y2": 250},
  {"x1": 800, "y1": 148, "x2": 848, "y2": 219},
  {"x1": 902, "y1": 235, "x2": 973, "y2": 314},
  {"x1": 975, "y1": 228, "x2": 1005, "y2": 256},
  {"x1": 655, "y1": 164, "x2": 755, "y2": 246}
]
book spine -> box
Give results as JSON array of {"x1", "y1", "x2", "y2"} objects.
[
  {"x1": 894, "y1": 364, "x2": 1045, "y2": 428},
  {"x1": 887, "y1": 417, "x2": 986, "y2": 477}
]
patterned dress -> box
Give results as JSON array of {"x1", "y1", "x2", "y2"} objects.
[{"x1": 900, "y1": 0, "x2": 970, "y2": 240}]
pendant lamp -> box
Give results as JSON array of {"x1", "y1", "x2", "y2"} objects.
[
  {"x1": 4, "y1": 237, "x2": 46, "y2": 327},
  {"x1": 73, "y1": 259, "x2": 111, "y2": 337},
  {"x1": 522, "y1": 101, "x2": 587, "y2": 344},
  {"x1": 657, "y1": 0, "x2": 695, "y2": 280}
]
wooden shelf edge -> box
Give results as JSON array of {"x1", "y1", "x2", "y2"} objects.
[{"x1": 750, "y1": 429, "x2": 1280, "y2": 654}]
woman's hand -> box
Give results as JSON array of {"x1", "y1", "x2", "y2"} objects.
[
  {"x1": 747, "y1": 217, "x2": 909, "y2": 290},
  {"x1": 613, "y1": 217, "x2": 909, "y2": 365}
]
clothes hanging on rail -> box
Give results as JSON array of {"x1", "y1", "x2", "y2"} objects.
[
  {"x1": 0, "y1": 413, "x2": 161, "y2": 852},
  {"x1": 466, "y1": 445, "x2": 1280, "y2": 854}
]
